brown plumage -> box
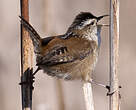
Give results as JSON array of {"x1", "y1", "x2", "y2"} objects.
[{"x1": 20, "y1": 12, "x2": 108, "y2": 82}]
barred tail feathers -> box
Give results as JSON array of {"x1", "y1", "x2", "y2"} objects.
[{"x1": 19, "y1": 16, "x2": 41, "y2": 53}]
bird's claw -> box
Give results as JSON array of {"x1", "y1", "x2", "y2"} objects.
[
  {"x1": 106, "y1": 85, "x2": 122, "y2": 96},
  {"x1": 107, "y1": 90, "x2": 116, "y2": 96},
  {"x1": 19, "y1": 70, "x2": 35, "y2": 90}
]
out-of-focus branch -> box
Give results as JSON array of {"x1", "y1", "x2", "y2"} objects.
[
  {"x1": 43, "y1": 1, "x2": 65, "y2": 109},
  {"x1": 109, "y1": 0, "x2": 120, "y2": 110},
  {"x1": 20, "y1": 0, "x2": 34, "y2": 110},
  {"x1": 55, "y1": 80, "x2": 65, "y2": 110}
]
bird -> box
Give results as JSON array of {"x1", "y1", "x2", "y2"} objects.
[{"x1": 20, "y1": 12, "x2": 108, "y2": 83}]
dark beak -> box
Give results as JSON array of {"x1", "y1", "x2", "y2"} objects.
[{"x1": 97, "y1": 15, "x2": 109, "y2": 21}]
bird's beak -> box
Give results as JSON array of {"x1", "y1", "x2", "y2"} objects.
[
  {"x1": 97, "y1": 14, "x2": 109, "y2": 27},
  {"x1": 97, "y1": 15, "x2": 109, "y2": 21}
]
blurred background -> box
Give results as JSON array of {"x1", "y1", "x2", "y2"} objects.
[{"x1": 0, "y1": 0, "x2": 135, "y2": 110}]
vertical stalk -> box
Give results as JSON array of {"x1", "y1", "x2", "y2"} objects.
[
  {"x1": 83, "y1": 83, "x2": 94, "y2": 110},
  {"x1": 20, "y1": 0, "x2": 33, "y2": 110},
  {"x1": 43, "y1": 1, "x2": 65, "y2": 109},
  {"x1": 109, "y1": 0, "x2": 120, "y2": 110},
  {"x1": 55, "y1": 80, "x2": 65, "y2": 110},
  {"x1": 43, "y1": 0, "x2": 49, "y2": 33}
]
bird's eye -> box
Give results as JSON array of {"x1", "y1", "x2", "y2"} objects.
[{"x1": 90, "y1": 21, "x2": 94, "y2": 25}]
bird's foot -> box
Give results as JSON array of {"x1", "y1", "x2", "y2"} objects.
[
  {"x1": 19, "y1": 68, "x2": 35, "y2": 90},
  {"x1": 88, "y1": 79, "x2": 107, "y2": 89},
  {"x1": 106, "y1": 85, "x2": 122, "y2": 96},
  {"x1": 88, "y1": 79, "x2": 121, "y2": 97}
]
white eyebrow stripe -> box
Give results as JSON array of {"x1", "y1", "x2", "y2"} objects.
[{"x1": 83, "y1": 19, "x2": 94, "y2": 26}]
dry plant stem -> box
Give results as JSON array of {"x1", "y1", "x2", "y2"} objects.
[
  {"x1": 43, "y1": 0, "x2": 49, "y2": 32},
  {"x1": 83, "y1": 83, "x2": 94, "y2": 110},
  {"x1": 43, "y1": 0, "x2": 65, "y2": 108},
  {"x1": 109, "y1": 0, "x2": 120, "y2": 110},
  {"x1": 20, "y1": 0, "x2": 34, "y2": 110},
  {"x1": 55, "y1": 80, "x2": 65, "y2": 110}
]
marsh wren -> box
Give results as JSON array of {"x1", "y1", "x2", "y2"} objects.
[{"x1": 20, "y1": 12, "x2": 108, "y2": 82}]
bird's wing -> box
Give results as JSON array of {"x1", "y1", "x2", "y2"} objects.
[
  {"x1": 37, "y1": 46, "x2": 77, "y2": 66},
  {"x1": 37, "y1": 37, "x2": 97, "y2": 66}
]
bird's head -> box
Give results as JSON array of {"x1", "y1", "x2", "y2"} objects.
[{"x1": 68, "y1": 12, "x2": 108, "y2": 32}]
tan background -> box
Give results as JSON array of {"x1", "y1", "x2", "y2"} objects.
[{"x1": 0, "y1": 0, "x2": 135, "y2": 110}]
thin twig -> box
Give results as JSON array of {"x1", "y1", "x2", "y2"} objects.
[
  {"x1": 20, "y1": 0, "x2": 34, "y2": 110},
  {"x1": 109, "y1": 0, "x2": 120, "y2": 110}
]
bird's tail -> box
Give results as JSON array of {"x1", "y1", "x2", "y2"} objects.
[{"x1": 19, "y1": 16, "x2": 41, "y2": 53}]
